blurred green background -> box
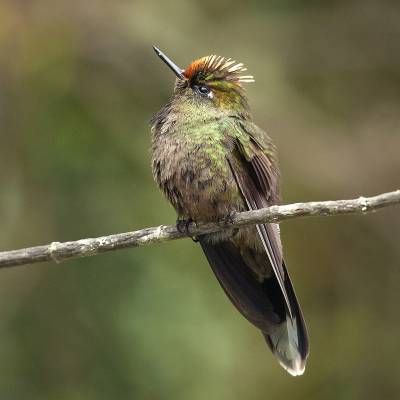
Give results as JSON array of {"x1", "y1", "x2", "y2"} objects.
[{"x1": 0, "y1": 1, "x2": 399, "y2": 399}]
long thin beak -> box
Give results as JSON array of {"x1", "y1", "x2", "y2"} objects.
[{"x1": 153, "y1": 46, "x2": 185, "y2": 80}]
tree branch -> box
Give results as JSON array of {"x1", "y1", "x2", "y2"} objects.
[{"x1": 1, "y1": 190, "x2": 399, "y2": 269}]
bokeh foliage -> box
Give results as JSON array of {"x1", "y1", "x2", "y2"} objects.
[{"x1": 0, "y1": 1, "x2": 399, "y2": 399}]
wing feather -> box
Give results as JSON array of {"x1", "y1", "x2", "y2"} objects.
[{"x1": 227, "y1": 156, "x2": 292, "y2": 317}]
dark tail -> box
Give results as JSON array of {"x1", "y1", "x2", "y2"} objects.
[{"x1": 199, "y1": 238, "x2": 308, "y2": 376}]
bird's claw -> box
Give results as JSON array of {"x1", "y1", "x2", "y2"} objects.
[
  {"x1": 176, "y1": 218, "x2": 198, "y2": 242},
  {"x1": 220, "y1": 210, "x2": 237, "y2": 226}
]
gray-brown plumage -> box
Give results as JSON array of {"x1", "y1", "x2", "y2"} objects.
[{"x1": 151, "y1": 47, "x2": 309, "y2": 375}]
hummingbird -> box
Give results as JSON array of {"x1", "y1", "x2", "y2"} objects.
[{"x1": 150, "y1": 46, "x2": 309, "y2": 376}]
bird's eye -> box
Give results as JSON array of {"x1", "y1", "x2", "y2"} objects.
[{"x1": 195, "y1": 85, "x2": 210, "y2": 96}]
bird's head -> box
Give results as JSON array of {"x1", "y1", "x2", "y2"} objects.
[{"x1": 153, "y1": 46, "x2": 254, "y2": 118}]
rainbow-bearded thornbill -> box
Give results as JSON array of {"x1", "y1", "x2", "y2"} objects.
[{"x1": 150, "y1": 46, "x2": 309, "y2": 376}]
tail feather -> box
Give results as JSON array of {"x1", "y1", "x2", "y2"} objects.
[
  {"x1": 264, "y1": 315, "x2": 305, "y2": 376},
  {"x1": 199, "y1": 238, "x2": 308, "y2": 375},
  {"x1": 264, "y1": 259, "x2": 308, "y2": 375}
]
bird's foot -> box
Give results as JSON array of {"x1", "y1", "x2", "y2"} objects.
[
  {"x1": 219, "y1": 210, "x2": 237, "y2": 226},
  {"x1": 176, "y1": 217, "x2": 198, "y2": 242},
  {"x1": 218, "y1": 211, "x2": 239, "y2": 236}
]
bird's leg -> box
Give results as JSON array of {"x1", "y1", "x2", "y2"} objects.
[
  {"x1": 219, "y1": 210, "x2": 238, "y2": 225},
  {"x1": 176, "y1": 217, "x2": 198, "y2": 242},
  {"x1": 176, "y1": 217, "x2": 192, "y2": 234},
  {"x1": 218, "y1": 210, "x2": 239, "y2": 236}
]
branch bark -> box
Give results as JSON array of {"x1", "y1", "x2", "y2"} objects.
[{"x1": 1, "y1": 190, "x2": 399, "y2": 269}]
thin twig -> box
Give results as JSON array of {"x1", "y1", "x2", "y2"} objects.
[{"x1": 0, "y1": 190, "x2": 399, "y2": 268}]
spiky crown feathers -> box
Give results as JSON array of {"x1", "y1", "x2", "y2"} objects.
[{"x1": 183, "y1": 55, "x2": 254, "y2": 85}]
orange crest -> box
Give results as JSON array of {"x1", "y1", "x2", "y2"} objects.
[{"x1": 183, "y1": 55, "x2": 255, "y2": 84}]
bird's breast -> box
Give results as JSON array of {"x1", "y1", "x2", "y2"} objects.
[{"x1": 152, "y1": 132, "x2": 244, "y2": 223}]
